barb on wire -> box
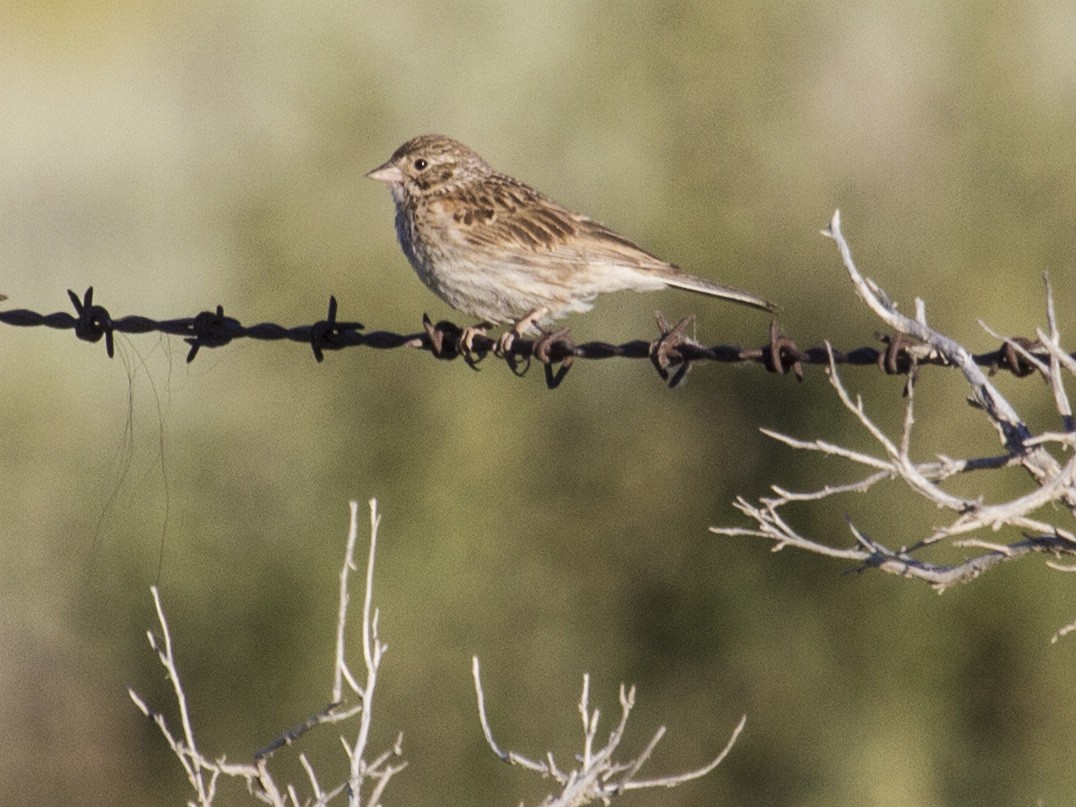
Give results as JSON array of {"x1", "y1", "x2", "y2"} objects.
[{"x1": 2, "y1": 286, "x2": 1072, "y2": 389}]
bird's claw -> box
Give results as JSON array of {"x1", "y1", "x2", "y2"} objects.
[
  {"x1": 456, "y1": 323, "x2": 493, "y2": 368},
  {"x1": 495, "y1": 307, "x2": 549, "y2": 358}
]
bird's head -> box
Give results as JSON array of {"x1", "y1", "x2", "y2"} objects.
[{"x1": 367, "y1": 135, "x2": 492, "y2": 202}]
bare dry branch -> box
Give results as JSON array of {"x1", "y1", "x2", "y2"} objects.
[
  {"x1": 131, "y1": 500, "x2": 405, "y2": 805},
  {"x1": 472, "y1": 657, "x2": 745, "y2": 805},
  {"x1": 826, "y1": 211, "x2": 1073, "y2": 498},
  {"x1": 716, "y1": 212, "x2": 1076, "y2": 600}
]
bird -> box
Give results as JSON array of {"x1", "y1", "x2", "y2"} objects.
[{"x1": 367, "y1": 134, "x2": 774, "y2": 353}]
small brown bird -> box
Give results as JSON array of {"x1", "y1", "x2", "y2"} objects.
[{"x1": 367, "y1": 135, "x2": 774, "y2": 349}]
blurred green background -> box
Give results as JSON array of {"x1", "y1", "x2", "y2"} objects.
[{"x1": 3, "y1": 1, "x2": 1076, "y2": 804}]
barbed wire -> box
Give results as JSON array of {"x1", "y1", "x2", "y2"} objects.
[{"x1": 0, "y1": 288, "x2": 1066, "y2": 389}]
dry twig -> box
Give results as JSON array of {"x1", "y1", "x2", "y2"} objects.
[
  {"x1": 714, "y1": 211, "x2": 1076, "y2": 594},
  {"x1": 129, "y1": 499, "x2": 405, "y2": 806},
  {"x1": 471, "y1": 657, "x2": 745, "y2": 805}
]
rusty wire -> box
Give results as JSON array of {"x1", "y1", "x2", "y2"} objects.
[{"x1": 0, "y1": 288, "x2": 1066, "y2": 389}]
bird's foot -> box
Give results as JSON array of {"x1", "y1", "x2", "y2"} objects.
[
  {"x1": 496, "y1": 308, "x2": 549, "y2": 357},
  {"x1": 457, "y1": 322, "x2": 493, "y2": 367}
]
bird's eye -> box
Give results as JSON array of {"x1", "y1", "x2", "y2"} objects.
[{"x1": 413, "y1": 158, "x2": 428, "y2": 171}]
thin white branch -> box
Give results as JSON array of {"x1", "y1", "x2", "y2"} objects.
[
  {"x1": 473, "y1": 659, "x2": 745, "y2": 805},
  {"x1": 347, "y1": 498, "x2": 393, "y2": 807},
  {"x1": 899, "y1": 364, "x2": 917, "y2": 458},
  {"x1": 624, "y1": 715, "x2": 747, "y2": 791},
  {"x1": 1039, "y1": 273, "x2": 1076, "y2": 428},
  {"x1": 362, "y1": 500, "x2": 382, "y2": 676},
  {"x1": 1038, "y1": 325, "x2": 1076, "y2": 378},
  {"x1": 299, "y1": 753, "x2": 325, "y2": 802},
  {"x1": 471, "y1": 657, "x2": 551, "y2": 775},
  {"x1": 1024, "y1": 432, "x2": 1076, "y2": 448},
  {"x1": 769, "y1": 471, "x2": 894, "y2": 502},
  {"x1": 824, "y1": 346, "x2": 975, "y2": 512},
  {"x1": 333, "y1": 502, "x2": 362, "y2": 701},
  {"x1": 132, "y1": 500, "x2": 404, "y2": 806},
  {"x1": 718, "y1": 216, "x2": 1076, "y2": 600},
  {"x1": 140, "y1": 586, "x2": 217, "y2": 805},
  {"x1": 978, "y1": 319, "x2": 1051, "y2": 377},
  {"x1": 824, "y1": 210, "x2": 1069, "y2": 495},
  {"x1": 1051, "y1": 619, "x2": 1076, "y2": 644},
  {"x1": 759, "y1": 428, "x2": 893, "y2": 471}
]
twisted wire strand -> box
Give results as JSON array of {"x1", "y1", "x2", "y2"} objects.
[{"x1": 0, "y1": 288, "x2": 1059, "y2": 389}]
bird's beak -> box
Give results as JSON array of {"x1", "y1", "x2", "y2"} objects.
[{"x1": 366, "y1": 161, "x2": 404, "y2": 184}]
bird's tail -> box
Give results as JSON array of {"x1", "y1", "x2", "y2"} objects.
[{"x1": 661, "y1": 272, "x2": 776, "y2": 313}]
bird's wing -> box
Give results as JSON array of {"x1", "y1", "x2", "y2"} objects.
[
  {"x1": 437, "y1": 175, "x2": 775, "y2": 312},
  {"x1": 442, "y1": 176, "x2": 673, "y2": 272}
]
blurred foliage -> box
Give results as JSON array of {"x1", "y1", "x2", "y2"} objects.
[{"x1": 2, "y1": 1, "x2": 1076, "y2": 804}]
